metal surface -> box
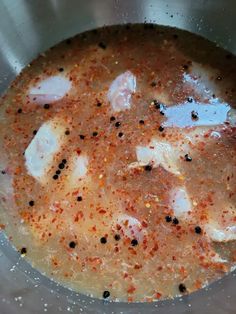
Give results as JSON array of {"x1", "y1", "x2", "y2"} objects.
[{"x1": 0, "y1": 0, "x2": 236, "y2": 313}]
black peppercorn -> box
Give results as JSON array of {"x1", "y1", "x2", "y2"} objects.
[
  {"x1": 131, "y1": 239, "x2": 138, "y2": 246},
  {"x1": 195, "y1": 226, "x2": 202, "y2": 234},
  {"x1": 53, "y1": 174, "x2": 59, "y2": 180},
  {"x1": 20, "y1": 247, "x2": 27, "y2": 255},
  {"x1": 165, "y1": 215, "x2": 172, "y2": 223},
  {"x1": 69, "y1": 241, "x2": 76, "y2": 249},
  {"x1": 100, "y1": 237, "x2": 107, "y2": 244},
  {"x1": 98, "y1": 42, "x2": 106, "y2": 49},
  {"x1": 144, "y1": 165, "x2": 152, "y2": 171},
  {"x1": 185, "y1": 154, "x2": 192, "y2": 162},
  {"x1": 114, "y1": 234, "x2": 120, "y2": 241},
  {"x1": 103, "y1": 290, "x2": 110, "y2": 298},
  {"x1": 179, "y1": 283, "x2": 187, "y2": 293},
  {"x1": 191, "y1": 111, "x2": 199, "y2": 120},
  {"x1": 59, "y1": 163, "x2": 65, "y2": 169},
  {"x1": 65, "y1": 130, "x2": 70, "y2": 135},
  {"x1": 44, "y1": 104, "x2": 50, "y2": 109},
  {"x1": 172, "y1": 217, "x2": 179, "y2": 225}
]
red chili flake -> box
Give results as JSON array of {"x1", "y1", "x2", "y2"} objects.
[
  {"x1": 128, "y1": 247, "x2": 137, "y2": 255},
  {"x1": 127, "y1": 285, "x2": 136, "y2": 294},
  {"x1": 116, "y1": 224, "x2": 122, "y2": 231},
  {"x1": 92, "y1": 225, "x2": 97, "y2": 232},
  {"x1": 74, "y1": 211, "x2": 84, "y2": 222},
  {"x1": 142, "y1": 220, "x2": 148, "y2": 228},
  {"x1": 98, "y1": 209, "x2": 106, "y2": 214},
  {"x1": 155, "y1": 292, "x2": 162, "y2": 299}
]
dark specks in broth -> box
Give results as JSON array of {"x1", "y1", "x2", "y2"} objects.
[{"x1": 1, "y1": 23, "x2": 236, "y2": 303}]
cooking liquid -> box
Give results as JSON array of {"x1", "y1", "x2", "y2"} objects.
[{"x1": 0, "y1": 24, "x2": 236, "y2": 302}]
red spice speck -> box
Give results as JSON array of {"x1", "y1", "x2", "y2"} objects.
[{"x1": 127, "y1": 285, "x2": 136, "y2": 294}]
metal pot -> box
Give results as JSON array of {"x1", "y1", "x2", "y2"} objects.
[{"x1": 0, "y1": 0, "x2": 235, "y2": 313}]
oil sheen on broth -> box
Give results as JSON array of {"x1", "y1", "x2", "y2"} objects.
[{"x1": 0, "y1": 24, "x2": 236, "y2": 302}]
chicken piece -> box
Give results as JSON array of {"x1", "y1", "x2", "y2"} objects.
[
  {"x1": 205, "y1": 222, "x2": 236, "y2": 242},
  {"x1": 24, "y1": 118, "x2": 66, "y2": 183},
  {"x1": 67, "y1": 153, "x2": 89, "y2": 189},
  {"x1": 107, "y1": 70, "x2": 136, "y2": 112},
  {"x1": 113, "y1": 214, "x2": 146, "y2": 242},
  {"x1": 169, "y1": 187, "x2": 192, "y2": 219},
  {"x1": 227, "y1": 108, "x2": 236, "y2": 126},
  {"x1": 183, "y1": 62, "x2": 219, "y2": 100},
  {"x1": 129, "y1": 138, "x2": 182, "y2": 176},
  {"x1": 164, "y1": 101, "x2": 230, "y2": 128},
  {"x1": 28, "y1": 75, "x2": 71, "y2": 104}
]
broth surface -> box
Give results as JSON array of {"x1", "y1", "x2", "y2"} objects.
[{"x1": 0, "y1": 24, "x2": 236, "y2": 302}]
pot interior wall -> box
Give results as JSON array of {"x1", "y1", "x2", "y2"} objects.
[{"x1": 0, "y1": 0, "x2": 236, "y2": 313}]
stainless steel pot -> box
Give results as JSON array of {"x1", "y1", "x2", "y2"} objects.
[{"x1": 0, "y1": 0, "x2": 236, "y2": 313}]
